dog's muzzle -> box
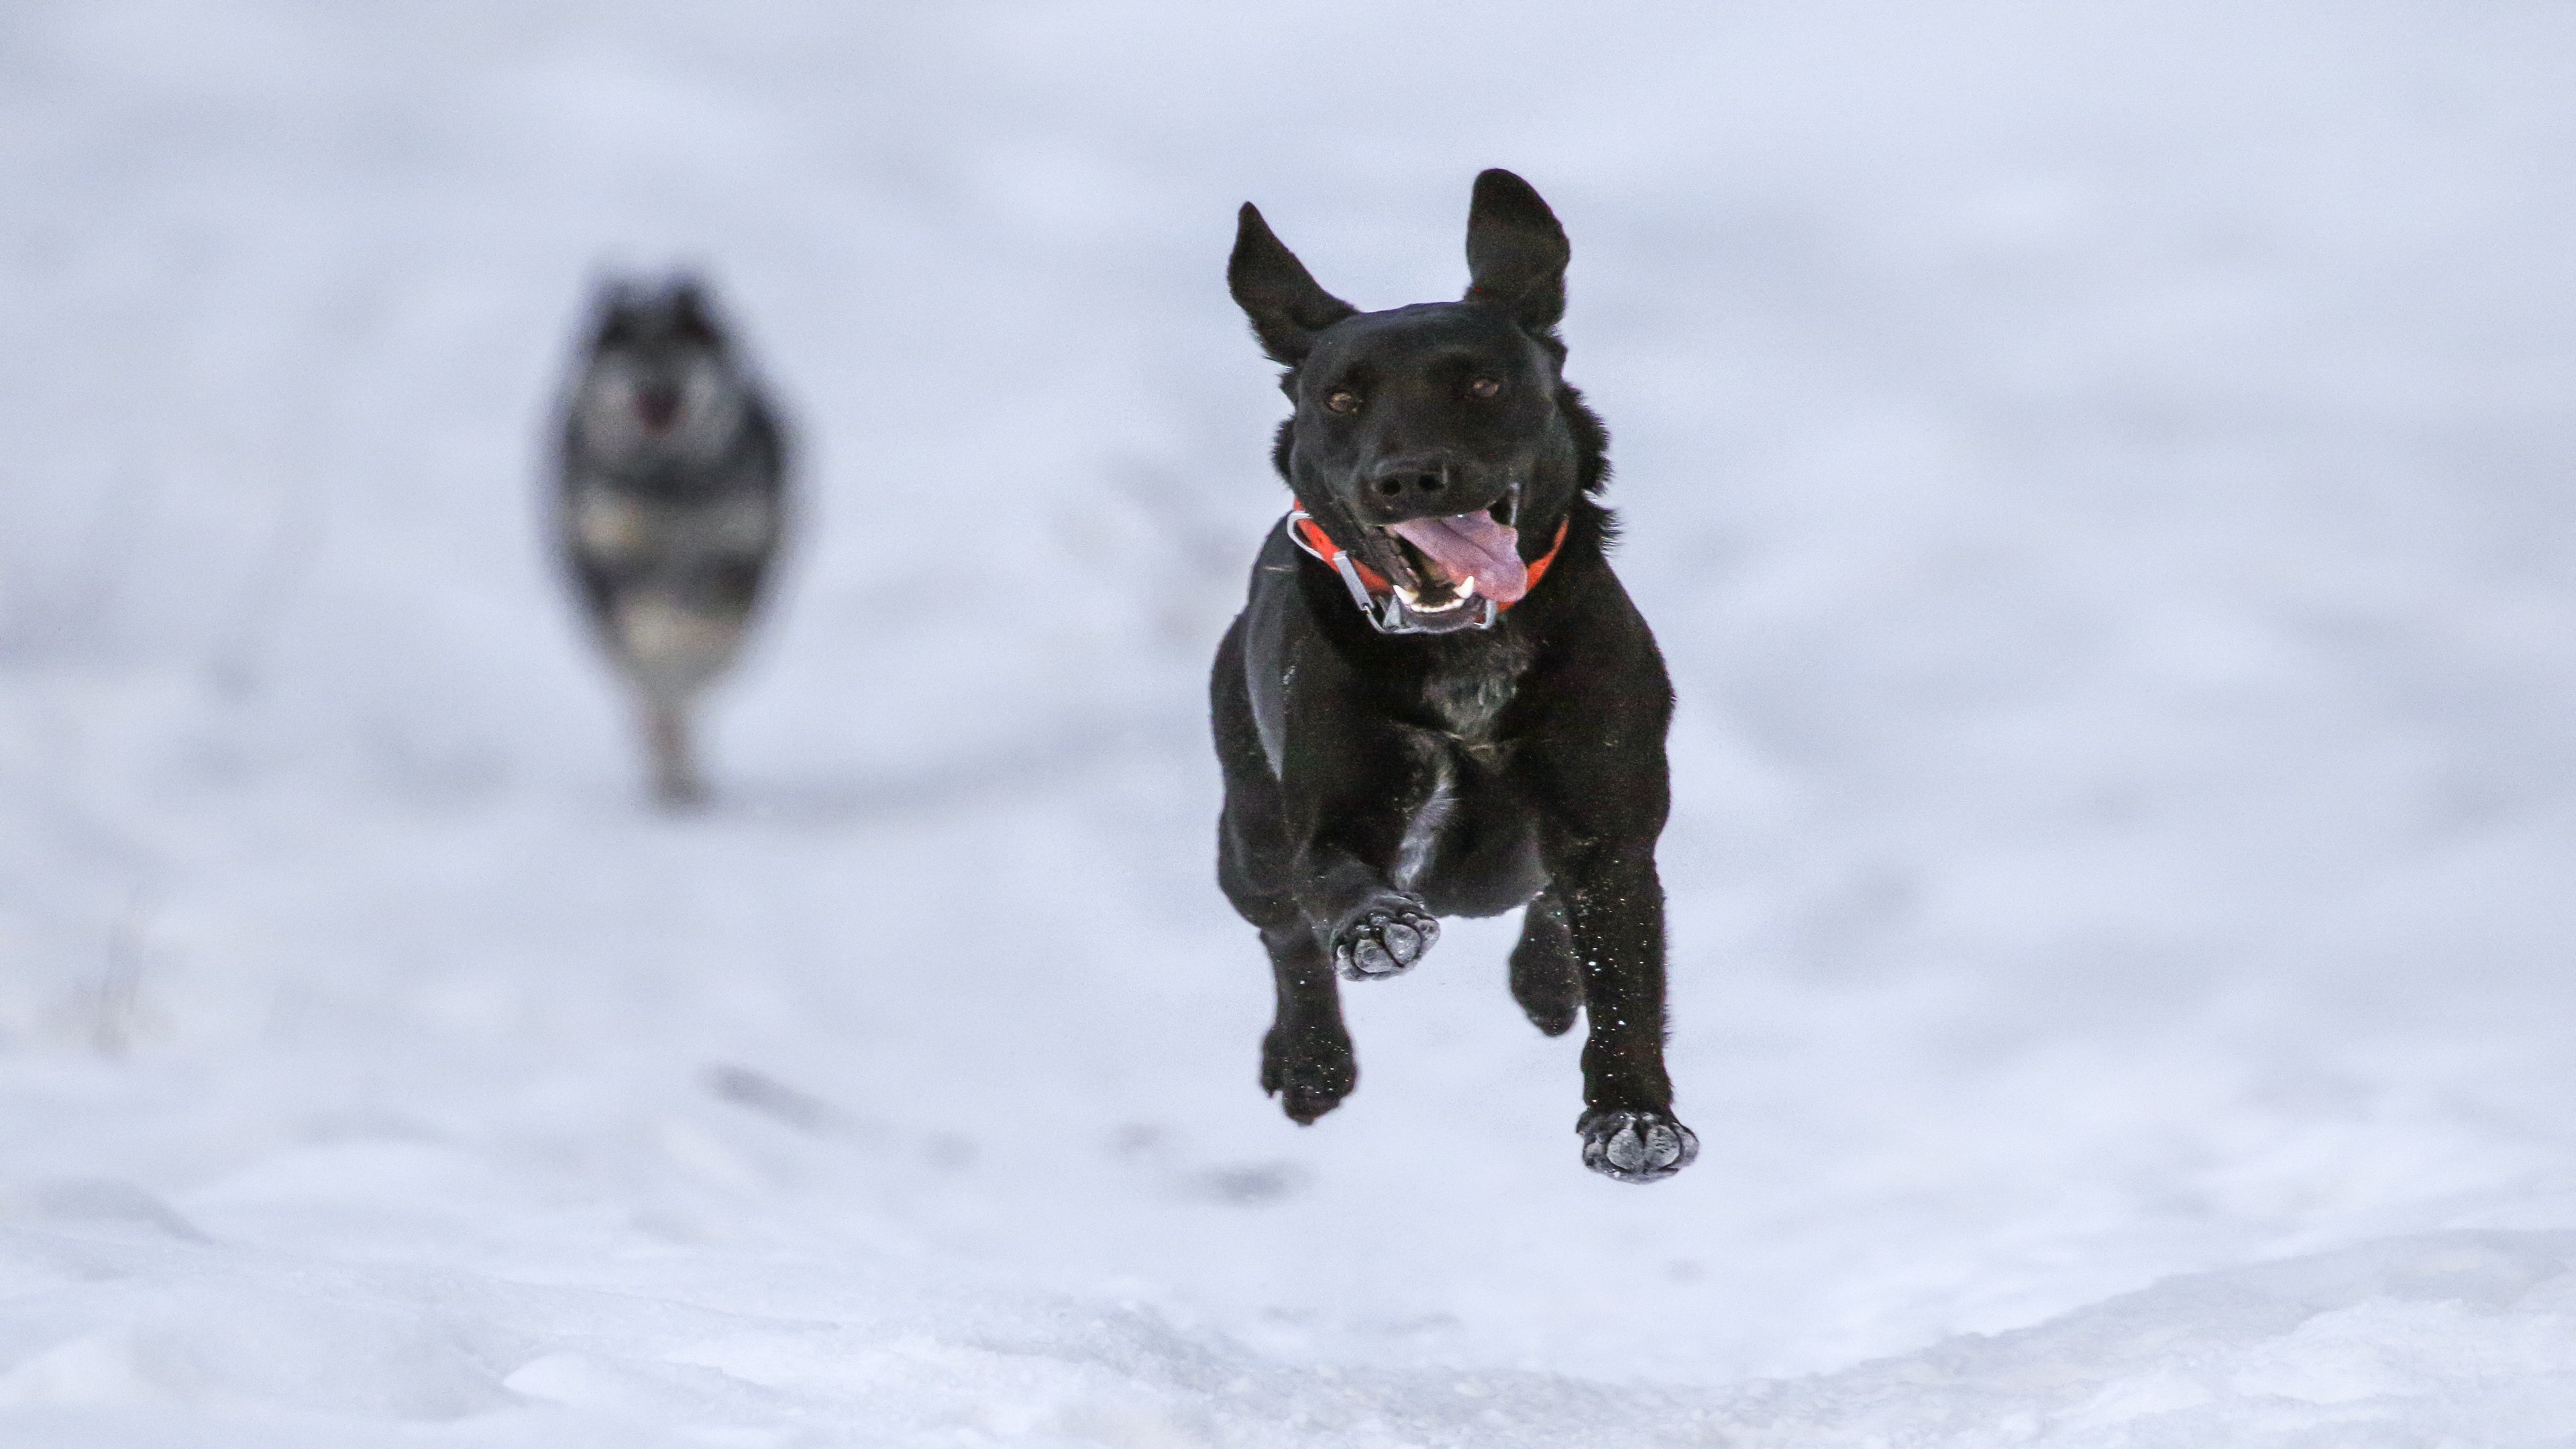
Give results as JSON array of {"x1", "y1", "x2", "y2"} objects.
[{"x1": 1285, "y1": 488, "x2": 1565, "y2": 637}]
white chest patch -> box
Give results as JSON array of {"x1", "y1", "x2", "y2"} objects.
[
  {"x1": 572, "y1": 488, "x2": 775, "y2": 563},
  {"x1": 573, "y1": 490, "x2": 653, "y2": 558}
]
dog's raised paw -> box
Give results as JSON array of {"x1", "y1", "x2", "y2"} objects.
[
  {"x1": 1262, "y1": 1025, "x2": 1356, "y2": 1124},
  {"x1": 1331, "y1": 900, "x2": 1438, "y2": 981},
  {"x1": 1578, "y1": 1109, "x2": 1699, "y2": 1183}
]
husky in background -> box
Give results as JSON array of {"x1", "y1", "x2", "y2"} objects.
[{"x1": 555, "y1": 276, "x2": 790, "y2": 808}]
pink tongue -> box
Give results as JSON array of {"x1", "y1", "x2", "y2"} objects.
[{"x1": 1387, "y1": 511, "x2": 1527, "y2": 604}]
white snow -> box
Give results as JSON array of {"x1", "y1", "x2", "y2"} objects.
[{"x1": 6, "y1": 1, "x2": 2576, "y2": 1444}]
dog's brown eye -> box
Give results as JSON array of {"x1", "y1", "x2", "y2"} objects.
[
  {"x1": 1468, "y1": 377, "x2": 1501, "y2": 399},
  {"x1": 1324, "y1": 388, "x2": 1360, "y2": 415}
]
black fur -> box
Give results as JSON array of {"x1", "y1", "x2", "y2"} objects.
[{"x1": 1211, "y1": 170, "x2": 1696, "y2": 1182}]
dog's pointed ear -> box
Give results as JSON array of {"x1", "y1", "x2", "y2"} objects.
[
  {"x1": 1462, "y1": 168, "x2": 1569, "y2": 335},
  {"x1": 587, "y1": 274, "x2": 641, "y2": 319},
  {"x1": 588, "y1": 276, "x2": 644, "y2": 347},
  {"x1": 665, "y1": 275, "x2": 724, "y2": 346},
  {"x1": 1228, "y1": 202, "x2": 1356, "y2": 366}
]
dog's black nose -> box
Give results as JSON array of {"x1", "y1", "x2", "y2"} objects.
[{"x1": 1367, "y1": 462, "x2": 1452, "y2": 506}]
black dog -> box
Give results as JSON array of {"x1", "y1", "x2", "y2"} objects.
[{"x1": 1210, "y1": 170, "x2": 1695, "y2": 1182}]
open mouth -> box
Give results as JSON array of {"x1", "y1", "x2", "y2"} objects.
[
  {"x1": 635, "y1": 386, "x2": 682, "y2": 435},
  {"x1": 1366, "y1": 490, "x2": 1527, "y2": 614}
]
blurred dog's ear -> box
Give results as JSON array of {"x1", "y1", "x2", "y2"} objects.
[
  {"x1": 1462, "y1": 169, "x2": 1569, "y2": 335},
  {"x1": 1228, "y1": 203, "x2": 1356, "y2": 366},
  {"x1": 665, "y1": 275, "x2": 724, "y2": 347},
  {"x1": 587, "y1": 276, "x2": 645, "y2": 348}
]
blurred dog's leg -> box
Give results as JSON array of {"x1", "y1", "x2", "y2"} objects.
[{"x1": 645, "y1": 701, "x2": 704, "y2": 810}]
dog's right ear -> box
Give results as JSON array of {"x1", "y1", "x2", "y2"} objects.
[
  {"x1": 588, "y1": 278, "x2": 643, "y2": 347},
  {"x1": 1228, "y1": 203, "x2": 1356, "y2": 366}
]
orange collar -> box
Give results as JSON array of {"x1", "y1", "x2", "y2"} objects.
[{"x1": 1286, "y1": 500, "x2": 1568, "y2": 617}]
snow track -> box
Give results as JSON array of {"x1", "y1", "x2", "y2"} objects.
[{"x1": 6, "y1": 2, "x2": 2576, "y2": 1443}]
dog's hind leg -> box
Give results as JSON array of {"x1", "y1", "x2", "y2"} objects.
[
  {"x1": 643, "y1": 702, "x2": 706, "y2": 810},
  {"x1": 1515, "y1": 627, "x2": 1697, "y2": 1182},
  {"x1": 1509, "y1": 887, "x2": 1582, "y2": 1037},
  {"x1": 1552, "y1": 839, "x2": 1696, "y2": 1181}
]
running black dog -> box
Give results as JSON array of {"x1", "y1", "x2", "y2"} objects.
[{"x1": 1210, "y1": 170, "x2": 1695, "y2": 1182}]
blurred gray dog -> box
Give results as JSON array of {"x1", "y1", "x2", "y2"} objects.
[{"x1": 555, "y1": 276, "x2": 789, "y2": 808}]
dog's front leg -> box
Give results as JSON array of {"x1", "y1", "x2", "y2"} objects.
[
  {"x1": 1298, "y1": 841, "x2": 1441, "y2": 981},
  {"x1": 1279, "y1": 710, "x2": 1444, "y2": 984}
]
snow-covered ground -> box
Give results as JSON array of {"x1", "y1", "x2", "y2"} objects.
[{"x1": 6, "y1": 2, "x2": 2576, "y2": 1443}]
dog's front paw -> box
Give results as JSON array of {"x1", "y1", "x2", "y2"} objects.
[
  {"x1": 1330, "y1": 898, "x2": 1439, "y2": 981},
  {"x1": 1262, "y1": 1024, "x2": 1356, "y2": 1124},
  {"x1": 1578, "y1": 1109, "x2": 1699, "y2": 1183}
]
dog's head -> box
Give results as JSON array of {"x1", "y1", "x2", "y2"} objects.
[
  {"x1": 1229, "y1": 170, "x2": 1590, "y2": 623},
  {"x1": 572, "y1": 275, "x2": 751, "y2": 464}
]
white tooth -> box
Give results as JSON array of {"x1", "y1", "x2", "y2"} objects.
[{"x1": 1395, "y1": 582, "x2": 1470, "y2": 613}]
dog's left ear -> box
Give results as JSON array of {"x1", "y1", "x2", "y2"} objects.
[
  {"x1": 1463, "y1": 168, "x2": 1569, "y2": 335},
  {"x1": 665, "y1": 276, "x2": 724, "y2": 346}
]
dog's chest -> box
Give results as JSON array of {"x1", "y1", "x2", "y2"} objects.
[
  {"x1": 1385, "y1": 640, "x2": 1534, "y2": 890},
  {"x1": 1419, "y1": 632, "x2": 1536, "y2": 757},
  {"x1": 1424, "y1": 669, "x2": 1518, "y2": 744},
  {"x1": 570, "y1": 484, "x2": 773, "y2": 565}
]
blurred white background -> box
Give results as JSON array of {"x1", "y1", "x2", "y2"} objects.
[{"x1": 3, "y1": 3, "x2": 2573, "y2": 1444}]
